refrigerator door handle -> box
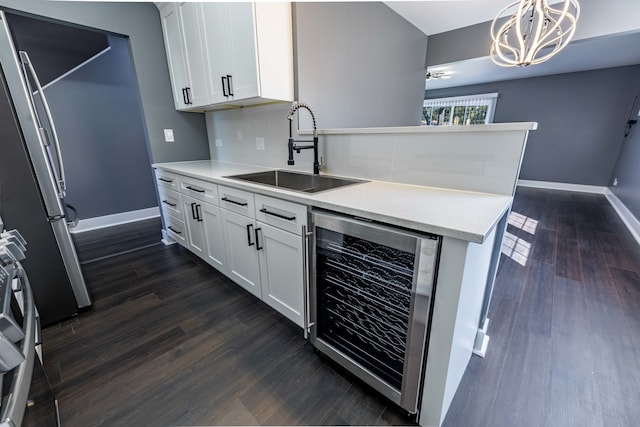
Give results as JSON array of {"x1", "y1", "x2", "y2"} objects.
[{"x1": 18, "y1": 51, "x2": 67, "y2": 198}]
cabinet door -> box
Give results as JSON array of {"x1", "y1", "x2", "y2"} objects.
[
  {"x1": 201, "y1": 202, "x2": 226, "y2": 274},
  {"x1": 200, "y1": 2, "x2": 231, "y2": 104},
  {"x1": 257, "y1": 222, "x2": 304, "y2": 327},
  {"x1": 176, "y1": 2, "x2": 209, "y2": 108},
  {"x1": 220, "y1": 209, "x2": 261, "y2": 298},
  {"x1": 159, "y1": 3, "x2": 188, "y2": 110},
  {"x1": 181, "y1": 194, "x2": 206, "y2": 258},
  {"x1": 226, "y1": 3, "x2": 260, "y2": 101}
]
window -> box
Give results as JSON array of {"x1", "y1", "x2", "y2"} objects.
[{"x1": 422, "y1": 93, "x2": 498, "y2": 126}]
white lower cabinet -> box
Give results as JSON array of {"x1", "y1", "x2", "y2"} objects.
[
  {"x1": 181, "y1": 193, "x2": 227, "y2": 272},
  {"x1": 200, "y1": 202, "x2": 227, "y2": 273},
  {"x1": 220, "y1": 208, "x2": 262, "y2": 298},
  {"x1": 163, "y1": 213, "x2": 187, "y2": 247},
  {"x1": 220, "y1": 194, "x2": 307, "y2": 327},
  {"x1": 256, "y1": 222, "x2": 304, "y2": 327},
  {"x1": 181, "y1": 193, "x2": 206, "y2": 258},
  {"x1": 155, "y1": 169, "x2": 307, "y2": 330}
]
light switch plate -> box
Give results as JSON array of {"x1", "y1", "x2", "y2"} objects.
[
  {"x1": 163, "y1": 129, "x2": 175, "y2": 143},
  {"x1": 256, "y1": 137, "x2": 265, "y2": 151},
  {"x1": 215, "y1": 139, "x2": 223, "y2": 147}
]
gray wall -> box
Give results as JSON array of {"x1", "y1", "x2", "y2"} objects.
[
  {"x1": 426, "y1": 21, "x2": 490, "y2": 67},
  {"x1": 43, "y1": 35, "x2": 158, "y2": 219},
  {"x1": 0, "y1": 0, "x2": 209, "y2": 164},
  {"x1": 426, "y1": 65, "x2": 640, "y2": 186},
  {"x1": 295, "y1": 2, "x2": 427, "y2": 129},
  {"x1": 610, "y1": 98, "x2": 640, "y2": 220}
]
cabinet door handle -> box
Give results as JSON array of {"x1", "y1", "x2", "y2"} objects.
[
  {"x1": 185, "y1": 87, "x2": 192, "y2": 105},
  {"x1": 226, "y1": 75, "x2": 233, "y2": 96},
  {"x1": 191, "y1": 202, "x2": 198, "y2": 220},
  {"x1": 221, "y1": 76, "x2": 228, "y2": 97},
  {"x1": 259, "y1": 208, "x2": 295, "y2": 221},
  {"x1": 167, "y1": 226, "x2": 182, "y2": 235},
  {"x1": 196, "y1": 204, "x2": 203, "y2": 222},
  {"x1": 186, "y1": 186, "x2": 205, "y2": 193},
  {"x1": 255, "y1": 227, "x2": 263, "y2": 251},
  {"x1": 162, "y1": 200, "x2": 176, "y2": 207},
  {"x1": 221, "y1": 197, "x2": 248, "y2": 207},
  {"x1": 158, "y1": 177, "x2": 173, "y2": 183},
  {"x1": 182, "y1": 88, "x2": 187, "y2": 105},
  {"x1": 246, "y1": 223, "x2": 254, "y2": 246}
]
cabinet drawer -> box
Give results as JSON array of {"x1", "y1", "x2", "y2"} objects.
[
  {"x1": 219, "y1": 185, "x2": 255, "y2": 218},
  {"x1": 164, "y1": 214, "x2": 187, "y2": 247},
  {"x1": 179, "y1": 176, "x2": 219, "y2": 205},
  {"x1": 157, "y1": 186, "x2": 182, "y2": 219},
  {"x1": 255, "y1": 194, "x2": 307, "y2": 235},
  {"x1": 155, "y1": 169, "x2": 179, "y2": 191}
]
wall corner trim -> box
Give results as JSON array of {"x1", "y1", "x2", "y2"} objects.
[
  {"x1": 70, "y1": 206, "x2": 159, "y2": 233},
  {"x1": 604, "y1": 189, "x2": 640, "y2": 246}
]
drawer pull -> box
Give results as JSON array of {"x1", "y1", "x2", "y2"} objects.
[
  {"x1": 222, "y1": 197, "x2": 248, "y2": 207},
  {"x1": 186, "y1": 186, "x2": 205, "y2": 193},
  {"x1": 162, "y1": 200, "x2": 177, "y2": 207},
  {"x1": 167, "y1": 226, "x2": 182, "y2": 235},
  {"x1": 158, "y1": 177, "x2": 173, "y2": 183},
  {"x1": 259, "y1": 208, "x2": 295, "y2": 221}
]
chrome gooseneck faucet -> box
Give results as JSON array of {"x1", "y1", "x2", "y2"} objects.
[{"x1": 287, "y1": 102, "x2": 320, "y2": 175}]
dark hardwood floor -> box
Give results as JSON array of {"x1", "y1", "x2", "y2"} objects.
[
  {"x1": 71, "y1": 217, "x2": 163, "y2": 264},
  {"x1": 46, "y1": 222, "x2": 412, "y2": 425},
  {"x1": 42, "y1": 188, "x2": 640, "y2": 426},
  {"x1": 443, "y1": 187, "x2": 640, "y2": 427}
]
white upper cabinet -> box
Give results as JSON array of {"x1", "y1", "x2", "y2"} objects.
[
  {"x1": 159, "y1": 2, "x2": 208, "y2": 109},
  {"x1": 176, "y1": 2, "x2": 209, "y2": 108},
  {"x1": 159, "y1": 2, "x2": 293, "y2": 111},
  {"x1": 159, "y1": 3, "x2": 187, "y2": 110}
]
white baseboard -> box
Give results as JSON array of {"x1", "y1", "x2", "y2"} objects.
[
  {"x1": 473, "y1": 317, "x2": 490, "y2": 358},
  {"x1": 69, "y1": 207, "x2": 160, "y2": 233},
  {"x1": 161, "y1": 229, "x2": 177, "y2": 246},
  {"x1": 517, "y1": 179, "x2": 607, "y2": 194},
  {"x1": 605, "y1": 189, "x2": 640, "y2": 246}
]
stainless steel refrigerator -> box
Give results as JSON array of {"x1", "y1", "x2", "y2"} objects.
[{"x1": 0, "y1": 11, "x2": 91, "y2": 326}]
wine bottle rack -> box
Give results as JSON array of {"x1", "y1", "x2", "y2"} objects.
[{"x1": 316, "y1": 232, "x2": 416, "y2": 390}]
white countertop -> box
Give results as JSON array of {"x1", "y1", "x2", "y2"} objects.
[
  {"x1": 299, "y1": 122, "x2": 538, "y2": 135},
  {"x1": 152, "y1": 160, "x2": 513, "y2": 243}
]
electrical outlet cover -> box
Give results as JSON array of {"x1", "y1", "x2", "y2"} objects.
[
  {"x1": 163, "y1": 129, "x2": 175, "y2": 142},
  {"x1": 215, "y1": 139, "x2": 223, "y2": 147},
  {"x1": 256, "y1": 137, "x2": 265, "y2": 150}
]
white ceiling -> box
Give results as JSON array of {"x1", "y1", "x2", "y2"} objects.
[
  {"x1": 384, "y1": 0, "x2": 513, "y2": 36},
  {"x1": 384, "y1": 0, "x2": 640, "y2": 90}
]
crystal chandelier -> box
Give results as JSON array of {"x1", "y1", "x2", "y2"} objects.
[{"x1": 490, "y1": 0, "x2": 580, "y2": 67}]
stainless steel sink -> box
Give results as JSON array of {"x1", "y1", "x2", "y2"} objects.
[{"x1": 225, "y1": 170, "x2": 367, "y2": 194}]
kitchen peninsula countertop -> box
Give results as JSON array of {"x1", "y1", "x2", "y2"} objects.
[{"x1": 152, "y1": 160, "x2": 513, "y2": 243}]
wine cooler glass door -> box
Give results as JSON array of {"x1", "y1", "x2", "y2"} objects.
[{"x1": 311, "y1": 210, "x2": 440, "y2": 415}]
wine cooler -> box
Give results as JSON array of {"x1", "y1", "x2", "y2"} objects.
[{"x1": 310, "y1": 209, "x2": 441, "y2": 415}]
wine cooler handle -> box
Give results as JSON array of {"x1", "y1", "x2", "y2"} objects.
[{"x1": 302, "y1": 225, "x2": 314, "y2": 339}]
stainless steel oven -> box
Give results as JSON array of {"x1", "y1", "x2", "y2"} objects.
[
  {"x1": 310, "y1": 209, "x2": 441, "y2": 416},
  {"x1": 0, "y1": 227, "x2": 59, "y2": 426}
]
